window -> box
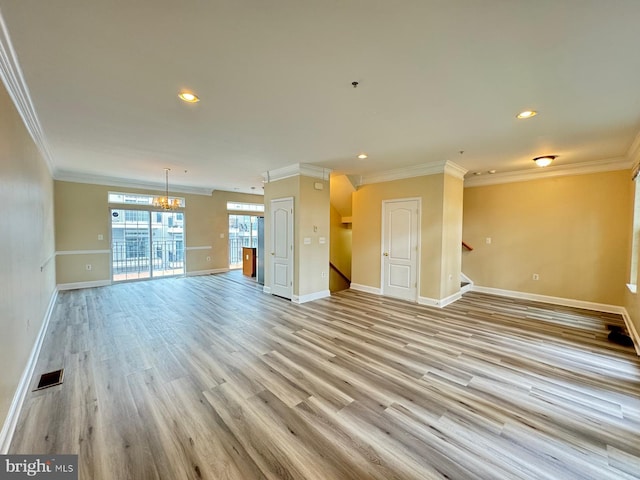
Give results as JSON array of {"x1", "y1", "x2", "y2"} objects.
[
  {"x1": 125, "y1": 210, "x2": 149, "y2": 223},
  {"x1": 108, "y1": 191, "x2": 185, "y2": 208},
  {"x1": 227, "y1": 202, "x2": 264, "y2": 212}
]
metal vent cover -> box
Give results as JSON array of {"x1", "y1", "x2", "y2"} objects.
[{"x1": 34, "y1": 368, "x2": 64, "y2": 391}]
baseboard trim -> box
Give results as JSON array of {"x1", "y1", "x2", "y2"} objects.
[
  {"x1": 418, "y1": 291, "x2": 462, "y2": 308},
  {"x1": 0, "y1": 288, "x2": 58, "y2": 453},
  {"x1": 471, "y1": 285, "x2": 624, "y2": 314},
  {"x1": 460, "y1": 272, "x2": 474, "y2": 293},
  {"x1": 460, "y1": 283, "x2": 473, "y2": 293},
  {"x1": 292, "y1": 290, "x2": 331, "y2": 304},
  {"x1": 57, "y1": 280, "x2": 111, "y2": 291},
  {"x1": 186, "y1": 268, "x2": 229, "y2": 277},
  {"x1": 350, "y1": 283, "x2": 382, "y2": 295},
  {"x1": 620, "y1": 308, "x2": 640, "y2": 356}
]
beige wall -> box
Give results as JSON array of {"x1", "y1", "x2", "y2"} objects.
[
  {"x1": 352, "y1": 173, "x2": 462, "y2": 301},
  {"x1": 263, "y1": 175, "x2": 330, "y2": 298},
  {"x1": 298, "y1": 175, "x2": 330, "y2": 296},
  {"x1": 463, "y1": 170, "x2": 632, "y2": 305},
  {"x1": 0, "y1": 83, "x2": 56, "y2": 429},
  {"x1": 54, "y1": 180, "x2": 262, "y2": 284},
  {"x1": 440, "y1": 174, "x2": 464, "y2": 298}
]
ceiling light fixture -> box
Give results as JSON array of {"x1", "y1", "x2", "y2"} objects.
[
  {"x1": 153, "y1": 168, "x2": 182, "y2": 210},
  {"x1": 357, "y1": 153, "x2": 368, "y2": 159},
  {"x1": 178, "y1": 91, "x2": 200, "y2": 103},
  {"x1": 533, "y1": 155, "x2": 556, "y2": 167},
  {"x1": 517, "y1": 110, "x2": 537, "y2": 119}
]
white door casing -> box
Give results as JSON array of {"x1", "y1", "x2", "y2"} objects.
[
  {"x1": 381, "y1": 199, "x2": 420, "y2": 301},
  {"x1": 270, "y1": 197, "x2": 294, "y2": 299}
]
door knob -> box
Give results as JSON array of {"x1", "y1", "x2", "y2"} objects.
[
  {"x1": 383, "y1": 252, "x2": 389, "y2": 256},
  {"x1": 271, "y1": 252, "x2": 275, "y2": 256}
]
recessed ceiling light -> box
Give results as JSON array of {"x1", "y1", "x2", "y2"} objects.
[
  {"x1": 178, "y1": 91, "x2": 200, "y2": 103},
  {"x1": 473, "y1": 172, "x2": 482, "y2": 176},
  {"x1": 517, "y1": 110, "x2": 537, "y2": 119},
  {"x1": 357, "y1": 153, "x2": 368, "y2": 159},
  {"x1": 488, "y1": 170, "x2": 497, "y2": 174},
  {"x1": 533, "y1": 155, "x2": 556, "y2": 167}
]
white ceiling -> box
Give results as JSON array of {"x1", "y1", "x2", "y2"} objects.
[{"x1": 1, "y1": 0, "x2": 640, "y2": 193}]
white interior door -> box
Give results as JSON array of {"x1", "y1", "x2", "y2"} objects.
[
  {"x1": 270, "y1": 197, "x2": 294, "y2": 299},
  {"x1": 382, "y1": 199, "x2": 419, "y2": 301}
]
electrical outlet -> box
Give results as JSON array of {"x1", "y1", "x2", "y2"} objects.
[
  {"x1": 86, "y1": 264, "x2": 92, "y2": 271},
  {"x1": 532, "y1": 273, "x2": 539, "y2": 280},
  {"x1": 486, "y1": 237, "x2": 492, "y2": 244},
  {"x1": 97, "y1": 234, "x2": 104, "y2": 241},
  {"x1": 321, "y1": 272, "x2": 327, "y2": 278},
  {"x1": 206, "y1": 256, "x2": 211, "y2": 262}
]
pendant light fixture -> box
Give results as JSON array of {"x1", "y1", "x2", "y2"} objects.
[{"x1": 153, "y1": 168, "x2": 181, "y2": 210}]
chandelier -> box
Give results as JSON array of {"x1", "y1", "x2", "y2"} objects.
[{"x1": 153, "y1": 168, "x2": 181, "y2": 210}]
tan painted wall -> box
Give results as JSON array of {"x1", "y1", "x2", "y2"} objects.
[
  {"x1": 54, "y1": 180, "x2": 262, "y2": 284},
  {"x1": 462, "y1": 170, "x2": 632, "y2": 305},
  {"x1": 441, "y1": 174, "x2": 464, "y2": 298},
  {"x1": 263, "y1": 175, "x2": 330, "y2": 298},
  {"x1": 0, "y1": 83, "x2": 56, "y2": 427},
  {"x1": 330, "y1": 174, "x2": 356, "y2": 218},
  {"x1": 298, "y1": 175, "x2": 330, "y2": 296},
  {"x1": 352, "y1": 173, "x2": 462, "y2": 300}
]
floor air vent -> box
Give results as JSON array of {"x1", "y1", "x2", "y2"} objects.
[{"x1": 34, "y1": 369, "x2": 64, "y2": 391}]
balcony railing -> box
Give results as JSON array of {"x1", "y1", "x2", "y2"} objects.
[
  {"x1": 229, "y1": 236, "x2": 257, "y2": 268},
  {"x1": 112, "y1": 240, "x2": 184, "y2": 280}
]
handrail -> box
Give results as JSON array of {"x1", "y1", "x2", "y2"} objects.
[
  {"x1": 329, "y1": 262, "x2": 351, "y2": 284},
  {"x1": 462, "y1": 241, "x2": 474, "y2": 251}
]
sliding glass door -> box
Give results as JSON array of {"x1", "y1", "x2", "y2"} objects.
[
  {"x1": 228, "y1": 214, "x2": 259, "y2": 269},
  {"x1": 111, "y1": 209, "x2": 184, "y2": 282}
]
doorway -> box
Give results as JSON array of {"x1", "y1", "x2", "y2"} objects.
[
  {"x1": 228, "y1": 214, "x2": 259, "y2": 269},
  {"x1": 381, "y1": 198, "x2": 420, "y2": 301},
  {"x1": 111, "y1": 209, "x2": 185, "y2": 282}
]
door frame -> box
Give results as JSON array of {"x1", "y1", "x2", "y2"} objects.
[
  {"x1": 380, "y1": 197, "x2": 421, "y2": 302},
  {"x1": 269, "y1": 196, "x2": 294, "y2": 299}
]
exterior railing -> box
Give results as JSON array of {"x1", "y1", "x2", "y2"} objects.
[
  {"x1": 229, "y1": 236, "x2": 257, "y2": 267},
  {"x1": 112, "y1": 240, "x2": 184, "y2": 276}
]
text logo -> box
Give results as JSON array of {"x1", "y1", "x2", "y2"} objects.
[{"x1": 0, "y1": 456, "x2": 77, "y2": 479}]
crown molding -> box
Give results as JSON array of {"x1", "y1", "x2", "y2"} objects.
[
  {"x1": 262, "y1": 163, "x2": 332, "y2": 183},
  {"x1": 0, "y1": 12, "x2": 55, "y2": 174},
  {"x1": 464, "y1": 156, "x2": 630, "y2": 188},
  {"x1": 54, "y1": 170, "x2": 214, "y2": 196},
  {"x1": 443, "y1": 161, "x2": 468, "y2": 180},
  {"x1": 358, "y1": 160, "x2": 467, "y2": 186},
  {"x1": 627, "y1": 129, "x2": 640, "y2": 166}
]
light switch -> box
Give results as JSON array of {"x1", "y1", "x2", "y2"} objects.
[
  {"x1": 220, "y1": 233, "x2": 225, "y2": 238},
  {"x1": 304, "y1": 237, "x2": 311, "y2": 245},
  {"x1": 97, "y1": 234, "x2": 104, "y2": 241},
  {"x1": 319, "y1": 237, "x2": 326, "y2": 244}
]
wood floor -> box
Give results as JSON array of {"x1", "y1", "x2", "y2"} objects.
[{"x1": 10, "y1": 272, "x2": 640, "y2": 479}]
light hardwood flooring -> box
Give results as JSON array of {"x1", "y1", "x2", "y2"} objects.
[{"x1": 10, "y1": 272, "x2": 640, "y2": 479}]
